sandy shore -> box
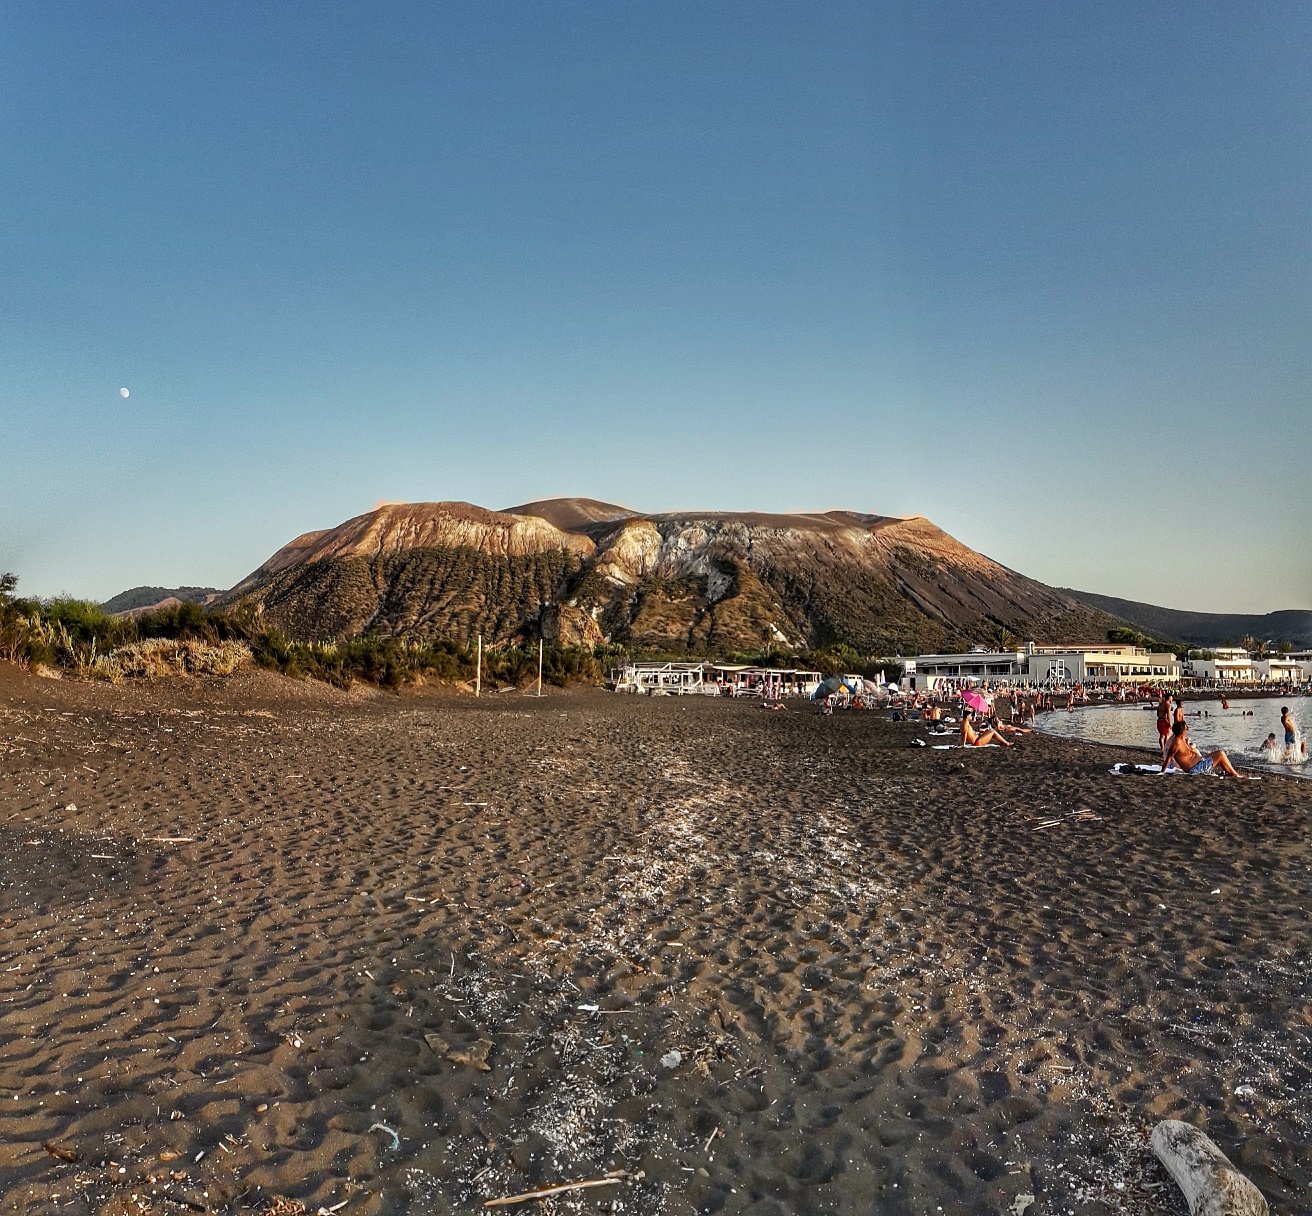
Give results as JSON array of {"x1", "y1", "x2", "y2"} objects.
[{"x1": 0, "y1": 664, "x2": 1308, "y2": 1215}]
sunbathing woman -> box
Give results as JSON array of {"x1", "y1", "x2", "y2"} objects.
[
  {"x1": 988, "y1": 710, "x2": 1031, "y2": 736},
  {"x1": 961, "y1": 708, "x2": 1012, "y2": 748}
]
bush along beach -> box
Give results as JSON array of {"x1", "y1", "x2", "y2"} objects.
[
  {"x1": 0, "y1": 572, "x2": 613, "y2": 690},
  {"x1": 0, "y1": 572, "x2": 908, "y2": 692}
]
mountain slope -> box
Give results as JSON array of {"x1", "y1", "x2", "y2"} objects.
[
  {"x1": 220, "y1": 500, "x2": 1124, "y2": 654},
  {"x1": 1062, "y1": 590, "x2": 1312, "y2": 649},
  {"x1": 102, "y1": 586, "x2": 221, "y2": 614}
]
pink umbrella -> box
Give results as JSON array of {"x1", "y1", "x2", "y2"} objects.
[{"x1": 961, "y1": 688, "x2": 991, "y2": 715}]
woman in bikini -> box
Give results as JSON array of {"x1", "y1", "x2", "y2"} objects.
[{"x1": 961, "y1": 708, "x2": 1012, "y2": 748}]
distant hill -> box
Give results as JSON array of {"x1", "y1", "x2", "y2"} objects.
[
  {"x1": 101, "y1": 586, "x2": 221, "y2": 614},
  {"x1": 217, "y1": 500, "x2": 1124, "y2": 656},
  {"x1": 1062, "y1": 590, "x2": 1312, "y2": 649}
]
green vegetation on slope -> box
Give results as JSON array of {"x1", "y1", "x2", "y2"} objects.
[{"x1": 0, "y1": 572, "x2": 614, "y2": 690}]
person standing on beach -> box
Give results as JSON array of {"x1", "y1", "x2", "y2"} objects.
[{"x1": 1156, "y1": 691, "x2": 1173, "y2": 760}]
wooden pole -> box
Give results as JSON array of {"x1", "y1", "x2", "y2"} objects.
[
  {"x1": 476, "y1": 634, "x2": 482, "y2": 698},
  {"x1": 538, "y1": 638, "x2": 544, "y2": 698}
]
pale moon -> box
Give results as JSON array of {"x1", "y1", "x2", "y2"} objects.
[{"x1": 119, "y1": 387, "x2": 130, "y2": 398}]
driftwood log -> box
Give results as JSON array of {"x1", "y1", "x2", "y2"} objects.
[{"x1": 1150, "y1": 1120, "x2": 1267, "y2": 1216}]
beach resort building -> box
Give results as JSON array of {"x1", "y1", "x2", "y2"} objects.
[
  {"x1": 1252, "y1": 656, "x2": 1306, "y2": 684},
  {"x1": 911, "y1": 643, "x2": 1180, "y2": 690},
  {"x1": 1183, "y1": 647, "x2": 1256, "y2": 683}
]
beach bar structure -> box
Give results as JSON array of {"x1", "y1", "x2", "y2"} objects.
[
  {"x1": 912, "y1": 643, "x2": 1181, "y2": 690},
  {"x1": 609, "y1": 661, "x2": 821, "y2": 697},
  {"x1": 610, "y1": 661, "x2": 716, "y2": 695},
  {"x1": 708, "y1": 664, "x2": 822, "y2": 698}
]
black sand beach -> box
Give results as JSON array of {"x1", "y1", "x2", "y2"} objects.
[{"x1": 1, "y1": 665, "x2": 1308, "y2": 1214}]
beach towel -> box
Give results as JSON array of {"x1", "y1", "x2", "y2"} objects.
[{"x1": 1109, "y1": 762, "x2": 1258, "y2": 779}]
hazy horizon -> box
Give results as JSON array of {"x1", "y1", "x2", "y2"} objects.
[{"x1": 3, "y1": 4, "x2": 1308, "y2": 613}]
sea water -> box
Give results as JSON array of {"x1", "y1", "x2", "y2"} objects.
[{"x1": 1035, "y1": 695, "x2": 1310, "y2": 778}]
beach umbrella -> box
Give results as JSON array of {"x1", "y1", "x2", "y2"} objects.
[
  {"x1": 961, "y1": 688, "x2": 991, "y2": 715},
  {"x1": 812, "y1": 675, "x2": 859, "y2": 700}
]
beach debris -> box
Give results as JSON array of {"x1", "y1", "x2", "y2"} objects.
[
  {"x1": 263, "y1": 1200, "x2": 307, "y2": 1216},
  {"x1": 1031, "y1": 808, "x2": 1102, "y2": 831},
  {"x1": 157, "y1": 1149, "x2": 182, "y2": 1161},
  {"x1": 1234, "y1": 1085, "x2": 1256, "y2": 1098},
  {"x1": 484, "y1": 1169, "x2": 641, "y2": 1207},
  {"x1": 1009, "y1": 1195, "x2": 1034, "y2": 1215},
  {"x1": 703, "y1": 1125, "x2": 721, "y2": 1152},
  {"x1": 447, "y1": 1038, "x2": 493, "y2": 1070},
  {"x1": 43, "y1": 1140, "x2": 78, "y2": 1162},
  {"x1": 660, "y1": 1049, "x2": 683, "y2": 1069},
  {"x1": 1150, "y1": 1119, "x2": 1268, "y2": 1215},
  {"x1": 368, "y1": 1121, "x2": 401, "y2": 1151},
  {"x1": 425, "y1": 1029, "x2": 493, "y2": 1070}
]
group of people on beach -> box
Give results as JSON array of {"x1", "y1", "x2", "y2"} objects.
[
  {"x1": 875, "y1": 682, "x2": 1306, "y2": 776},
  {"x1": 1154, "y1": 691, "x2": 1304, "y2": 777}
]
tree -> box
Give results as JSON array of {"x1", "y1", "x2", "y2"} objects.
[{"x1": 989, "y1": 624, "x2": 1018, "y2": 651}]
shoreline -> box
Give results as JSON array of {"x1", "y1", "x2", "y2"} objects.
[
  {"x1": 1, "y1": 664, "x2": 1309, "y2": 1214},
  {"x1": 1032, "y1": 698, "x2": 1311, "y2": 781}
]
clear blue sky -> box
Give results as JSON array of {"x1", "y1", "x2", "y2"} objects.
[{"x1": 2, "y1": 2, "x2": 1308, "y2": 614}]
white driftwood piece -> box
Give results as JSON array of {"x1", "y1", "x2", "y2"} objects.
[{"x1": 1150, "y1": 1120, "x2": 1268, "y2": 1216}]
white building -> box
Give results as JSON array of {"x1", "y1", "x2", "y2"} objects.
[
  {"x1": 1184, "y1": 647, "x2": 1255, "y2": 683},
  {"x1": 1252, "y1": 657, "x2": 1306, "y2": 684},
  {"x1": 912, "y1": 643, "x2": 1180, "y2": 690}
]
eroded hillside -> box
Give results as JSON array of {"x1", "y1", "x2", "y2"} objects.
[{"x1": 220, "y1": 500, "x2": 1121, "y2": 654}]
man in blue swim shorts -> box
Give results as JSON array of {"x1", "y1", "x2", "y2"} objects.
[{"x1": 1162, "y1": 722, "x2": 1246, "y2": 778}]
